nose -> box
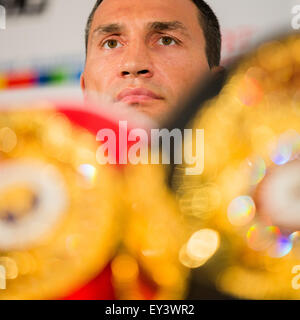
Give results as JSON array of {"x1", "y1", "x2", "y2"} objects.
[{"x1": 119, "y1": 41, "x2": 153, "y2": 79}]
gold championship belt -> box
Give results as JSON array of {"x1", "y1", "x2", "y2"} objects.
[
  {"x1": 112, "y1": 164, "x2": 189, "y2": 300},
  {"x1": 172, "y1": 33, "x2": 300, "y2": 299},
  {"x1": 0, "y1": 104, "x2": 121, "y2": 299},
  {"x1": 0, "y1": 101, "x2": 189, "y2": 300}
]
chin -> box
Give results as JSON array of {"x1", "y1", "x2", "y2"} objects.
[{"x1": 129, "y1": 100, "x2": 169, "y2": 115}]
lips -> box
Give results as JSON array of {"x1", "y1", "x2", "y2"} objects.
[{"x1": 117, "y1": 88, "x2": 162, "y2": 104}]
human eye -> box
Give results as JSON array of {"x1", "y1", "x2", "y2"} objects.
[
  {"x1": 157, "y1": 36, "x2": 178, "y2": 46},
  {"x1": 102, "y1": 39, "x2": 123, "y2": 49}
]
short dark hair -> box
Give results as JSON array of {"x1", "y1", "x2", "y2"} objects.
[{"x1": 85, "y1": 0, "x2": 221, "y2": 67}]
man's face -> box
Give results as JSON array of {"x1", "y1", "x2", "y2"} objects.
[{"x1": 82, "y1": 0, "x2": 210, "y2": 121}]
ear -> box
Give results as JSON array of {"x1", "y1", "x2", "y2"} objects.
[
  {"x1": 80, "y1": 73, "x2": 85, "y2": 91},
  {"x1": 211, "y1": 65, "x2": 225, "y2": 75},
  {"x1": 80, "y1": 73, "x2": 89, "y2": 101}
]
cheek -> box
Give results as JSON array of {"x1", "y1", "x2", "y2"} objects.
[
  {"x1": 84, "y1": 55, "x2": 118, "y2": 92},
  {"x1": 154, "y1": 51, "x2": 208, "y2": 99}
]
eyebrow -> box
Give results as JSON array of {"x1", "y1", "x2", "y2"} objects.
[
  {"x1": 92, "y1": 23, "x2": 123, "y2": 37},
  {"x1": 146, "y1": 21, "x2": 189, "y2": 37},
  {"x1": 92, "y1": 20, "x2": 190, "y2": 38}
]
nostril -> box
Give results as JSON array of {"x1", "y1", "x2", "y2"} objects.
[
  {"x1": 138, "y1": 70, "x2": 149, "y2": 75},
  {"x1": 121, "y1": 70, "x2": 150, "y2": 77}
]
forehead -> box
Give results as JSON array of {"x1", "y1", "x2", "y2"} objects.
[{"x1": 91, "y1": 0, "x2": 201, "y2": 32}]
